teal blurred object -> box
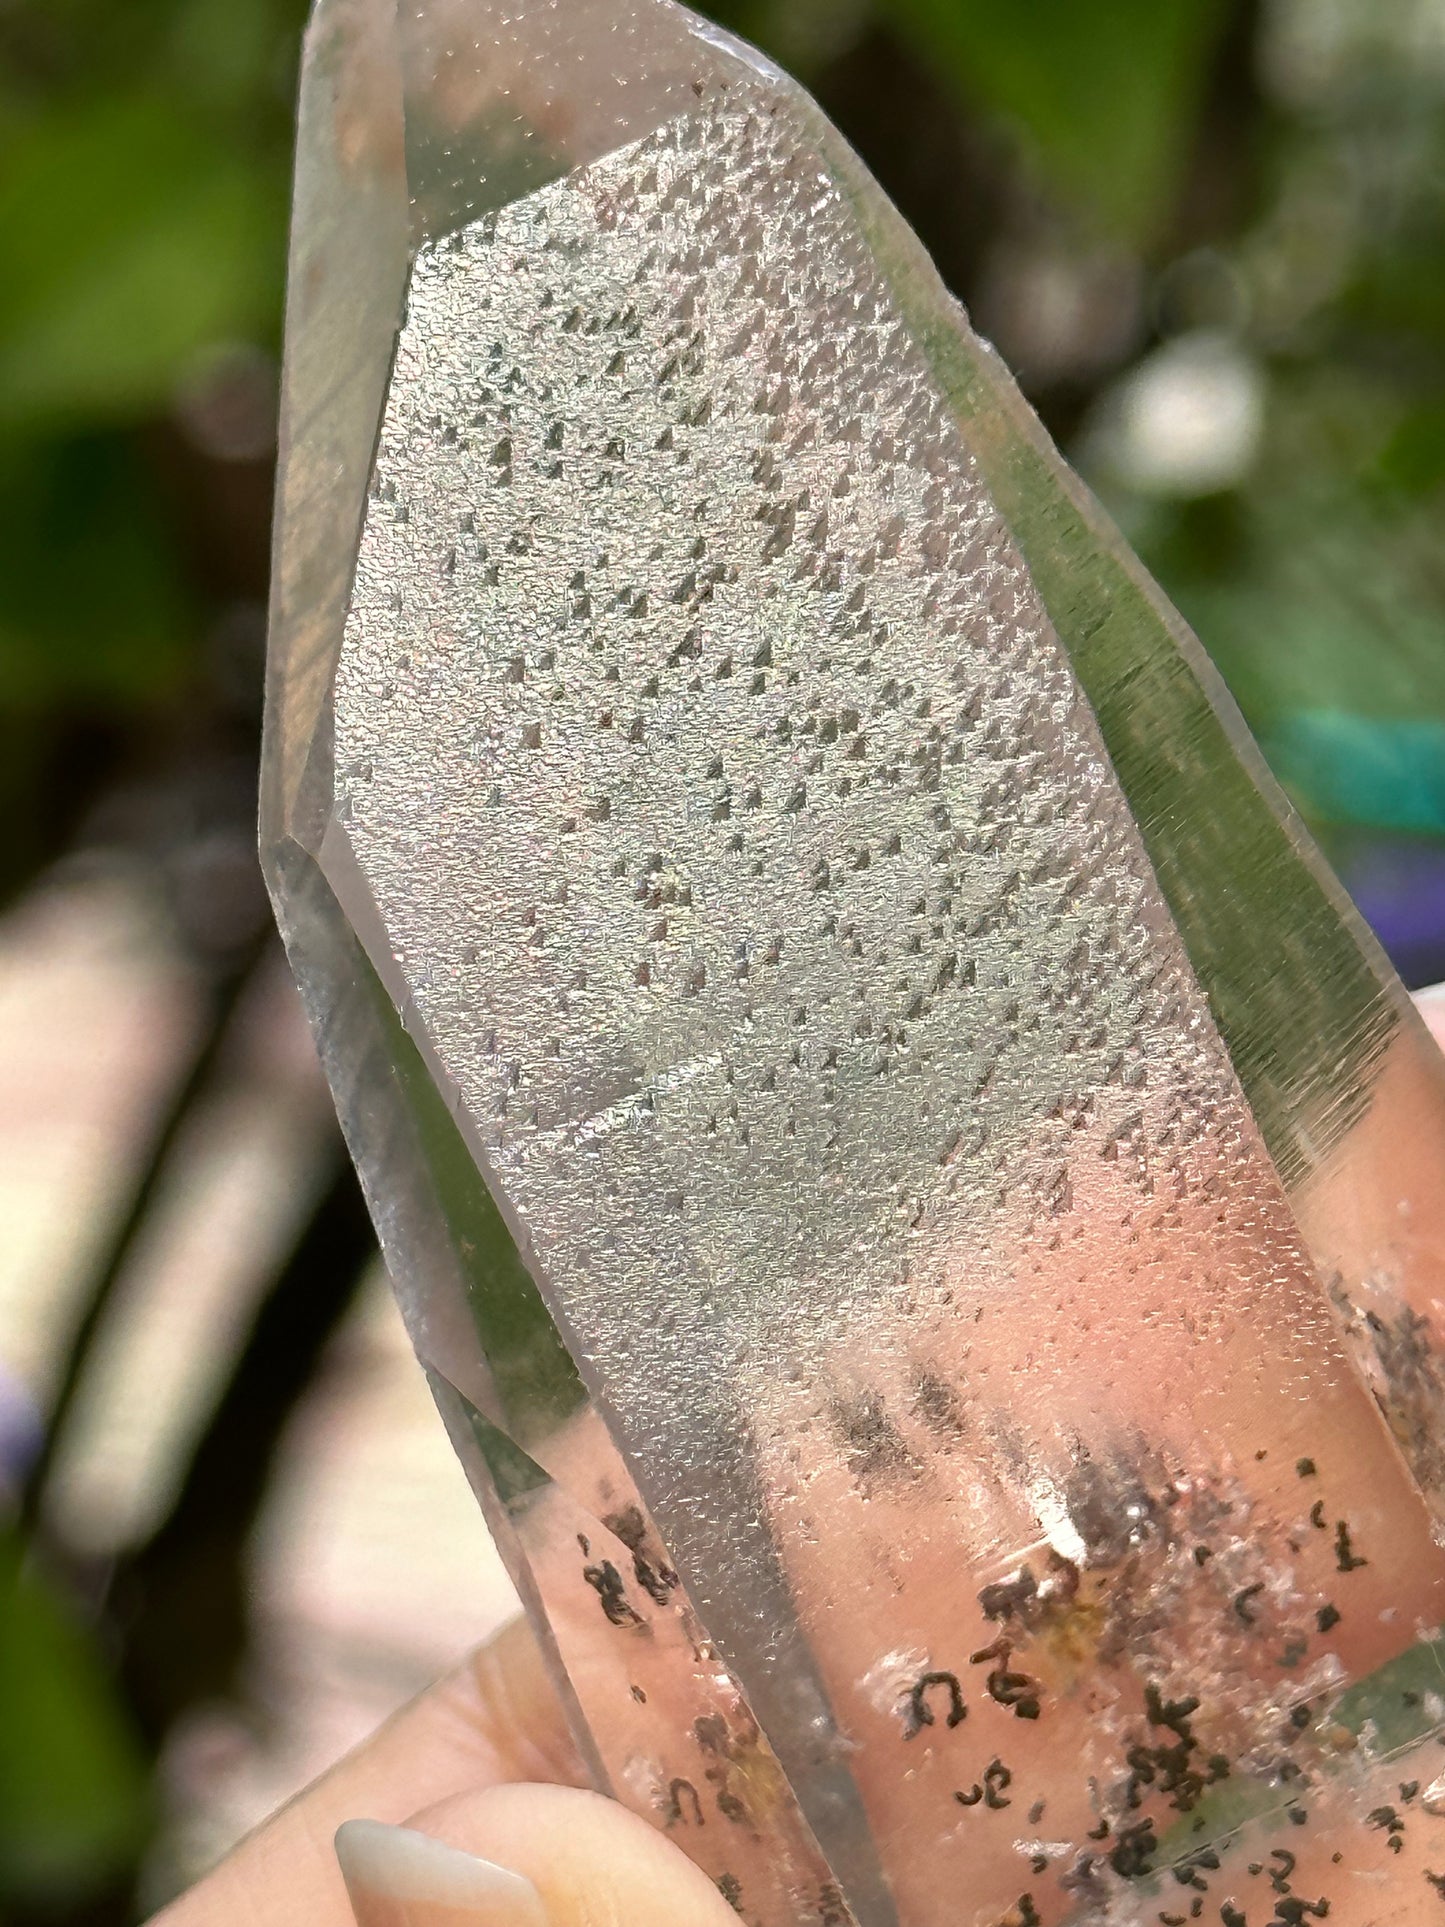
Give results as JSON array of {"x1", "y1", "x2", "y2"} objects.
[
  {"x1": 1265, "y1": 710, "x2": 1445, "y2": 986},
  {"x1": 1268, "y1": 710, "x2": 1445, "y2": 836}
]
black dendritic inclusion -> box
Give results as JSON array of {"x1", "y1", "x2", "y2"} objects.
[
  {"x1": 1330, "y1": 1280, "x2": 1445, "y2": 1498},
  {"x1": 890, "y1": 1436, "x2": 1408, "y2": 1924}
]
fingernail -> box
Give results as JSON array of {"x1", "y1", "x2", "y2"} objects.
[{"x1": 336, "y1": 1818, "x2": 549, "y2": 1927}]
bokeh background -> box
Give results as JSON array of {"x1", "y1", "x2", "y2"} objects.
[{"x1": 2, "y1": 0, "x2": 1444, "y2": 1919}]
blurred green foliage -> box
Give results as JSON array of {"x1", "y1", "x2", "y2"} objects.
[
  {"x1": 887, "y1": 0, "x2": 1233, "y2": 236},
  {"x1": 0, "y1": 1529, "x2": 151, "y2": 1912},
  {"x1": 0, "y1": 0, "x2": 302, "y2": 902},
  {"x1": 1, "y1": 0, "x2": 1443, "y2": 1917},
  {"x1": 0, "y1": 94, "x2": 280, "y2": 432},
  {"x1": 0, "y1": 436, "x2": 190, "y2": 706}
]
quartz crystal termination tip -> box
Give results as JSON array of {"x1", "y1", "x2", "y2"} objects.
[{"x1": 264, "y1": 2, "x2": 1445, "y2": 1925}]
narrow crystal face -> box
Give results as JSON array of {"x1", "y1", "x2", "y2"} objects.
[{"x1": 264, "y1": 5, "x2": 1445, "y2": 1925}]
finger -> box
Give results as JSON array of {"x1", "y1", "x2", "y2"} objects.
[
  {"x1": 338, "y1": 1784, "x2": 743, "y2": 1927},
  {"x1": 1418, "y1": 980, "x2": 1445, "y2": 1049},
  {"x1": 337, "y1": 1822, "x2": 548, "y2": 1927},
  {"x1": 151, "y1": 1615, "x2": 584, "y2": 1927}
]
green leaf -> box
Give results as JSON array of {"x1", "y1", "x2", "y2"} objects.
[
  {"x1": 0, "y1": 90, "x2": 286, "y2": 429},
  {"x1": 878, "y1": 0, "x2": 1230, "y2": 240},
  {"x1": 0, "y1": 1527, "x2": 152, "y2": 1908}
]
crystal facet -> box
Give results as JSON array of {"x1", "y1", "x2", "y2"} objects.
[{"x1": 265, "y1": 6, "x2": 1445, "y2": 1924}]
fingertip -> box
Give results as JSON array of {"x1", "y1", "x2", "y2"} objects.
[
  {"x1": 335, "y1": 1818, "x2": 547, "y2": 1927},
  {"x1": 402, "y1": 1782, "x2": 744, "y2": 1927}
]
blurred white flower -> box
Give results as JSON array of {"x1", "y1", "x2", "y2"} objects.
[{"x1": 1089, "y1": 329, "x2": 1265, "y2": 497}]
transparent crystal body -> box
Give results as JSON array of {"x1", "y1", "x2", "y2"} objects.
[{"x1": 263, "y1": 4, "x2": 1445, "y2": 1923}]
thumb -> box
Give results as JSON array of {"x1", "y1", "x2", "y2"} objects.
[{"x1": 337, "y1": 1783, "x2": 742, "y2": 1927}]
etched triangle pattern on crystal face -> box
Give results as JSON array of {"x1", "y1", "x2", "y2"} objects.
[{"x1": 264, "y1": 4, "x2": 1445, "y2": 1924}]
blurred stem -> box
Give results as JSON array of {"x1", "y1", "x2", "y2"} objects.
[
  {"x1": 18, "y1": 932, "x2": 269, "y2": 1540},
  {"x1": 1165, "y1": 0, "x2": 1270, "y2": 260},
  {"x1": 105, "y1": 1151, "x2": 375, "y2": 1749}
]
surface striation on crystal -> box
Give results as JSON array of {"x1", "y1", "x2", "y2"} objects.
[{"x1": 264, "y1": 5, "x2": 1445, "y2": 1925}]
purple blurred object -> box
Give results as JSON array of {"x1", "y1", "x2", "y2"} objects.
[{"x1": 1339, "y1": 835, "x2": 1445, "y2": 990}]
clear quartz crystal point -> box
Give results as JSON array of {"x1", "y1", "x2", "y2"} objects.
[{"x1": 263, "y1": 3, "x2": 1445, "y2": 1922}]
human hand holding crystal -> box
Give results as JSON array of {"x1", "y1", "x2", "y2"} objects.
[
  {"x1": 149, "y1": 1611, "x2": 743, "y2": 1927},
  {"x1": 152, "y1": 997, "x2": 1445, "y2": 1927}
]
